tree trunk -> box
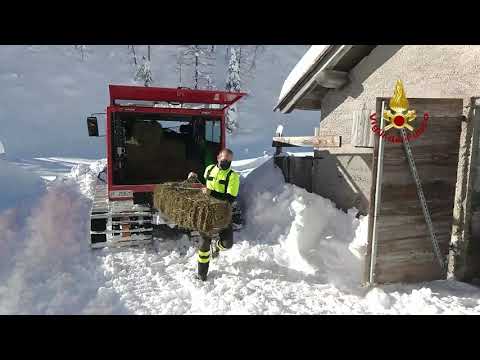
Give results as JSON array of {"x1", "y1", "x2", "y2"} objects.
[
  {"x1": 130, "y1": 45, "x2": 137, "y2": 65},
  {"x1": 195, "y1": 53, "x2": 199, "y2": 89}
]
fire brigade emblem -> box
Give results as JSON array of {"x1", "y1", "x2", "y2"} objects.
[
  {"x1": 370, "y1": 80, "x2": 429, "y2": 143},
  {"x1": 383, "y1": 80, "x2": 417, "y2": 132}
]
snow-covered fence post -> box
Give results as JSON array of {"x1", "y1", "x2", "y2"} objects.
[{"x1": 274, "y1": 125, "x2": 284, "y2": 156}]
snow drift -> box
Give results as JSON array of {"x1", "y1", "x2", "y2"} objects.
[{"x1": 0, "y1": 168, "x2": 127, "y2": 314}]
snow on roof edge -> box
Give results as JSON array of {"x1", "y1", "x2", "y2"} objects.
[{"x1": 276, "y1": 45, "x2": 331, "y2": 110}]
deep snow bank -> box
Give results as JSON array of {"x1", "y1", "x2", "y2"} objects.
[
  {"x1": 237, "y1": 157, "x2": 368, "y2": 288},
  {"x1": 0, "y1": 161, "x2": 126, "y2": 314}
]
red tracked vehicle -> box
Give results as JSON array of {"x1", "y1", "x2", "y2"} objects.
[{"x1": 87, "y1": 85, "x2": 245, "y2": 249}]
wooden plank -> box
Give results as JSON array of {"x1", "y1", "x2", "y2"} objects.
[
  {"x1": 448, "y1": 98, "x2": 480, "y2": 280},
  {"x1": 272, "y1": 135, "x2": 341, "y2": 148},
  {"x1": 374, "y1": 259, "x2": 443, "y2": 284},
  {"x1": 352, "y1": 109, "x2": 375, "y2": 148},
  {"x1": 288, "y1": 156, "x2": 313, "y2": 192},
  {"x1": 367, "y1": 97, "x2": 463, "y2": 284}
]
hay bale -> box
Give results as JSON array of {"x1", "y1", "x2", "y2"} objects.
[{"x1": 153, "y1": 180, "x2": 232, "y2": 235}]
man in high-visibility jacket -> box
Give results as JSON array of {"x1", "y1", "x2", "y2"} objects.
[{"x1": 188, "y1": 148, "x2": 240, "y2": 281}]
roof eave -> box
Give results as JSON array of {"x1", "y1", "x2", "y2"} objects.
[{"x1": 274, "y1": 45, "x2": 355, "y2": 114}]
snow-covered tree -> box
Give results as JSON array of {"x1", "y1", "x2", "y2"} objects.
[
  {"x1": 205, "y1": 75, "x2": 215, "y2": 90},
  {"x1": 135, "y1": 57, "x2": 153, "y2": 86},
  {"x1": 226, "y1": 47, "x2": 241, "y2": 92},
  {"x1": 134, "y1": 46, "x2": 153, "y2": 87},
  {"x1": 128, "y1": 45, "x2": 138, "y2": 65},
  {"x1": 226, "y1": 45, "x2": 265, "y2": 92},
  {"x1": 178, "y1": 45, "x2": 216, "y2": 89},
  {"x1": 224, "y1": 45, "x2": 265, "y2": 134},
  {"x1": 225, "y1": 47, "x2": 241, "y2": 133}
]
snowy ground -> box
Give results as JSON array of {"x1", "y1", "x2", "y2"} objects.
[{"x1": 1, "y1": 156, "x2": 480, "y2": 314}]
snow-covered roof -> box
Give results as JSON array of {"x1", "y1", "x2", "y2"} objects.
[
  {"x1": 274, "y1": 45, "x2": 377, "y2": 114},
  {"x1": 278, "y1": 46, "x2": 331, "y2": 103}
]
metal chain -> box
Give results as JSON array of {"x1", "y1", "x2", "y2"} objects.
[{"x1": 400, "y1": 128, "x2": 446, "y2": 274}]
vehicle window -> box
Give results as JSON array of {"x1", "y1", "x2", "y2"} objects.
[{"x1": 205, "y1": 120, "x2": 221, "y2": 143}]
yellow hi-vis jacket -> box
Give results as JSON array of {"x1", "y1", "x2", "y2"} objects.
[{"x1": 204, "y1": 164, "x2": 240, "y2": 201}]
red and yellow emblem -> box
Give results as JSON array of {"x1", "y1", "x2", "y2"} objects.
[{"x1": 383, "y1": 80, "x2": 416, "y2": 132}]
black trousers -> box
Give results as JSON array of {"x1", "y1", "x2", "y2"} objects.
[
  {"x1": 197, "y1": 224, "x2": 233, "y2": 279},
  {"x1": 199, "y1": 224, "x2": 234, "y2": 253}
]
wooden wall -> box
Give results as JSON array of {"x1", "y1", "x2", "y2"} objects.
[{"x1": 365, "y1": 98, "x2": 464, "y2": 284}]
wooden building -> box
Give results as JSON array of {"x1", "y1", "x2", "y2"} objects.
[{"x1": 273, "y1": 45, "x2": 480, "y2": 284}]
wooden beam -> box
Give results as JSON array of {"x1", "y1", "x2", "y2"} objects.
[
  {"x1": 314, "y1": 144, "x2": 372, "y2": 154},
  {"x1": 314, "y1": 70, "x2": 349, "y2": 89},
  {"x1": 295, "y1": 97, "x2": 323, "y2": 110},
  {"x1": 272, "y1": 135, "x2": 341, "y2": 148}
]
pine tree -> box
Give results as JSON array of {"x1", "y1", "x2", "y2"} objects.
[
  {"x1": 179, "y1": 45, "x2": 216, "y2": 89},
  {"x1": 225, "y1": 47, "x2": 241, "y2": 134},
  {"x1": 134, "y1": 46, "x2": 153, "y2": 87},
  {"x1": 205, "y1": 75, "x2": 215, "y2": 90},
  {"x1": 226, "y1": 47, "x2": 241, "y2": 92},
  {"x1": 231, "y1": 45, "x2": 265, "y2": 92},
  {"x1": 128, "y1": 45, "x2": 138, "y2": 65},
  {"x1": 224, "y1": 45, "x2": 265, "y2": 134},
  {"x1": 135, "y1": 57, "x2": 153, "y2": 87}
]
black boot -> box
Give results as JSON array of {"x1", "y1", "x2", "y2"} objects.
[{"x1": 197, "y1": 249, "x2": 210, "y2": 281}]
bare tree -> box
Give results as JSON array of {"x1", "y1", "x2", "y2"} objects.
[{"x1": 175, "y1": 50, "x2": 185, "y2": 87}]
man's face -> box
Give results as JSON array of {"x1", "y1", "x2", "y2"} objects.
[{"x1": 217, "y1": 151, "x2": 233, "y2": 163}]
